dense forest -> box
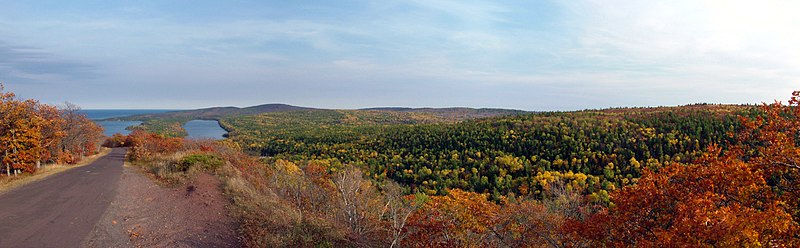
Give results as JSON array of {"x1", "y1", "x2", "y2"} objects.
[{"x1": 218, "y1": 105, "x2": 750, "y2": 204}]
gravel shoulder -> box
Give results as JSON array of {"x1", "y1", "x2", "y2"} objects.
[{"x1": 84, "y1": 164, "x2": 240, "y2": 247}]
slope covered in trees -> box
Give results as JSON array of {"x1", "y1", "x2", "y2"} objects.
[
  {"x1": 111, "y1": 105, "x2": 526, "y2": 138},
  {"x1": 221, "y1": 105, "x2": 749, "y2": 203},
  {"x1": 119, "y1": 96, "x2": 800, "y2": 246}
]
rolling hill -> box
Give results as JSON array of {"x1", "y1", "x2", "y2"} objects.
[{"x1": 105, "y1": 104, "x2": 527, "y2": 122}]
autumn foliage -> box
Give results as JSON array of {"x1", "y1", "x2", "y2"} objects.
[
  {"x1": 578, "y1": 152, "x2": 795, "y2": 246},
  {"x1": 0, "y1": 85, "x2": 102, "y2": 175},
  {"x1": 124, "y1": 130, "x2": 184, "y2": 160},
  {"x1": 106, "y1": 90, "x2": 800, "y2": 247},
  {"x1": 574, "y1": 92, "x2": 800, "y2": 246}
]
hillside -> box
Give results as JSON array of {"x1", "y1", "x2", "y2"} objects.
[
  {"x1": 220, "y1": 104, "x2": 753, "y2": 200},
  {"x1": 105, "y1": 103, "x2": 314, "y2": 121},
  {"x1": 109, "y1": 104, "x2": 528, "y2": 137},
  {"x1": 361, "y1": 107, "x2": 527, "y2": 120}
]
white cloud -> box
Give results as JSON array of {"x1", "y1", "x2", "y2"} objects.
[
  {"x1": 550, "y1": 0, "x2": 800, "y2": 103},
  {"x1": 3, "y1": 1, "x2": 798, "y2": 109}
]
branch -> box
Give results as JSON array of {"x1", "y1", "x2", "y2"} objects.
[{"x1": 770, "y1": 160, "x2": 800, "y2": 170}]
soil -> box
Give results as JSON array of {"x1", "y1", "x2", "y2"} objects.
[{"x1": 84, "y1": 166, "x2": 241, "y2": 247}]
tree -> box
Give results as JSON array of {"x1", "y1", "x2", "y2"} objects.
[
  {"x1": 333, "y1": 166, "x2": 385, "y2": 246},
  {"x1": 37, "y1": 104, "x2": 65, "y2": 166},
  {"x1": 0, "y1": 88, "x2": 45, "y2": 174},
  {"x1": 381, "y1": 181, "x2": 422, "y2": 248},
  {"x1": 58, "y1": 102, "x2": 102, "y2": 163},
  {"x1": 739, "y1": 91, "x2": 800, "y2": 223},
  {"x1": 404, "y1": 189, "x2": 500, "y2": 247}
]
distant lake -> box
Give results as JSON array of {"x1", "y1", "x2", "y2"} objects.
[
  {"x1": 184, "y1": 120, "x2": 227, "y2": 140},
  {"x1": 83, "y1": 109, "x2": 178, "y2": 136},
  {"x1": 81, "y1": 110, "x2": 226, "y2": 139},
  {"x1": 97, "y1": 121, "x2": 142, "y2": 136}
]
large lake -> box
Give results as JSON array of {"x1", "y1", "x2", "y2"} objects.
[
  {"x1": 183, "y1": 120, "x2": 227, "y2": 140},
  {"x1": 95, "y1": 120, "x2": 227, "y2": 139}
]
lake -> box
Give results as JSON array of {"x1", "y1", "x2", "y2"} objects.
[
  {"x1": 97, "y1": 121, "x2": 142, "y2": 136},
  {"x1": 183, "y1": 120, "x2": 227, "y2": 140},
  {"x1": 83, "y1": 109, "x2": 173, "y2": 137},
  {"x1": 84, "y1": 110, "x2": 227, "y2": 139}
]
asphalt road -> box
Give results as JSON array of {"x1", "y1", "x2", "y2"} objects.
[{"x1": 0, "y1": 148, "x2": 125, "y2": 248}]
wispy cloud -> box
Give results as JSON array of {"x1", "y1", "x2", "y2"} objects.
[
  {"x1": 0, "y1": 42, "x2": 98, "y2": 82},
  {"x1": 0, "y1": 1, "x2": 796, "y2": 109}
]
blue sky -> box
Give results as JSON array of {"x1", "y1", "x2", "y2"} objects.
[{"x1": 0, "y1": 0, "x2": 797, "y2": 110}]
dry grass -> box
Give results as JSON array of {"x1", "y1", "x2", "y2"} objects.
[
  {"x1": 0, "y1": 148, "x2": 113, "y2": 194},
  {"x1": 130, "y1": 151, "x2": 226, "y2": 187}
]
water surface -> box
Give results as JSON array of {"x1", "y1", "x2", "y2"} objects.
[
  {"x1": 83, "y1": 109, "x2": 176, "y2": 137},
  {"x1": 97, "y1": 121, "x2": 142, "y2": 136},
  {"x1": 184, "y1": 120, "x2": 226, "y2": 140}
]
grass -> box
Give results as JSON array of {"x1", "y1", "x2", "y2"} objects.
[
  {"x1": 0, "y1": 148, "x2": 113, "y2": 194},
  {"x1": 130, "y1": 151, "x2": 224, "y2": 187}
]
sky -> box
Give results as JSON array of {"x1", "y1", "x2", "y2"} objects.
[{"x1": 0, "y1": 0, "x2": 798, "y2": 110}]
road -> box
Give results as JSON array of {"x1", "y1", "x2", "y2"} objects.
[{"x1": 0, "y1": 148, "x2": 125, "y2": 248}]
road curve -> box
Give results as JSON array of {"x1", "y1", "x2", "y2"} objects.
[{"x1": 0, "y1": 148, "x2": 126, "y2": 248}]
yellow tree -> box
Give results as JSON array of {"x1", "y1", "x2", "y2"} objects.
[
  {"x1": 35, "y1": 103, "x2": 65, "y2": 167},
  {"x1": 0, "y1": 87, "x2": 44, "y2": 174}
]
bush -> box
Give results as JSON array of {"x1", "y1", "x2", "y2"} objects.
[
  {"x1": 178, "y1": 153, "x2": 224, "y2": 172},
  {"x1": 102, "y1": 133, "x2": 129, "y2": 147}
]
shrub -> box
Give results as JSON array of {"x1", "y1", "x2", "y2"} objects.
[
  {"x1": 178, "y1": 153, "x2": 224, "y2": 172},
  {"x1": 102, "y1": 133, "x2": 129, "y2": 147}
]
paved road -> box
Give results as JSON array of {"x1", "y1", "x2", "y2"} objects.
[{"x1": 0, "y1": 148, "x2": 125, "y2": 248}]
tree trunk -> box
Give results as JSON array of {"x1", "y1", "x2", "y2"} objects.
[
  {"x1": 36, "y1": 160, "x2": 41, "y2": 169},
  {"x1": 4, "y1": 150, "x2": 8, "y2": 176}
]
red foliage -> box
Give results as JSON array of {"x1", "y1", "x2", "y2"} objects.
[
  {"x1": 126, "y1": 130, "x2": 184, "y2": 160},
  {"x1": 580, "y1": 155, "x2": 794, "y2": 246},
  {"x1": 404, "y1": 189, "x2": 500, "y2": 248}
]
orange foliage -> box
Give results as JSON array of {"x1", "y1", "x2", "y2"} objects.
[
  {"x1": 578, "y1": 151, "x2": 795, "y2": 246},
  {"x1": 404, "y1": 189, "x2": 500, "y2": 247},
  {"x1": 0, "y1": 86, "x2": 101, "y2": 174},
  {"x1": 739, "y1": 92, "x2": 800, "y2": 223},
  {"x1": 126, "y1": 130, "x2": 184, "y2": 160}
]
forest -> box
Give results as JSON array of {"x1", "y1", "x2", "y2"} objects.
[
  {"x1": 0, "y1": 85, "x2": 103, "y2": 176},
  {"x1": 121, "y1": 97, "x2": 800, "y2": 246},
  {"x1": 218, "y1": 105, "x2": 749, "y2": 204}
]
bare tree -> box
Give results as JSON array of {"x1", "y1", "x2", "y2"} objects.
[
  {"x1": 381, "y1": 180, "x2": 421, "y2": 248},
  {"x1": 333, "y1": 166, "x2": 383, "y2": 246}
]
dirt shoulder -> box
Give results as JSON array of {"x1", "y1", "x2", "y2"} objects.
[{"x1": 84, "y1": 164, "x2": 240, "y2": 247}]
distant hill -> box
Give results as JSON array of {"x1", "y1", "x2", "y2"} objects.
[
  {"x1": 361, "y1": 107, "x2": 527, "y2": 120},
  {"x1": 105, "y1": 104, "x2": 526, "y2": 121},
  {"x1": 105, "y1": 104, "x2": 315, "y2": 121}
]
